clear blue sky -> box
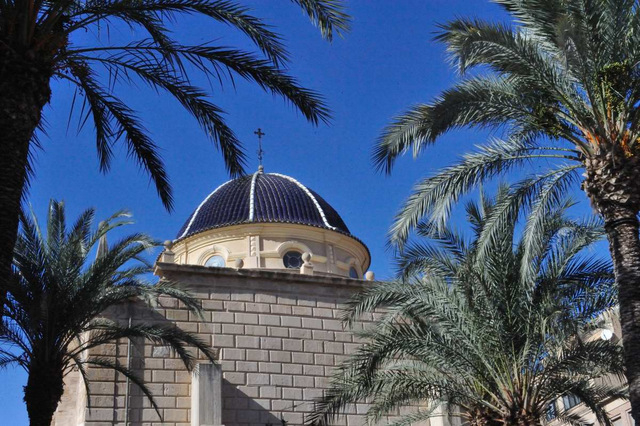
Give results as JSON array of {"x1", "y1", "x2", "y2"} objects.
[{"x1": 1, "y1": 1, "x2": 602, "y2": 423}]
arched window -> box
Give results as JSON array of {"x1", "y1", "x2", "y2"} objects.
[
  {"x1": 204, "y1": 255, "x2": 225, "y2": 268},
  {"x1": 349, "y1": 267, "x2": 359, "y2": 279},
  {"x1": 283, "y1": 251, "x2": 303, "y2": 269}
]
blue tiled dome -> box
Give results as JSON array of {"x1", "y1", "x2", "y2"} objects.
[{"x1": 177, "y1": 171, "x2": 351, "y2": 240}]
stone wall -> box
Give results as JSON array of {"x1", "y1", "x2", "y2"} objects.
[{"x1": 54, "y1": 264, "x2": 403, "y2": 426}]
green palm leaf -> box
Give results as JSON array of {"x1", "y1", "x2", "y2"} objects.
[
  {"x1": 309, "y1": 194, "x2": 622, "y2": 426},
  {"x1": 5, "y1": 200, "x2": 217, "y2": 425},
  {"x1": 373, "y1": 6, "x2": 640, "y2": 417}
]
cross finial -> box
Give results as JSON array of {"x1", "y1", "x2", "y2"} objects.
[{"x1": 254, "y1": 128, "x2": 265, "y2": 168}]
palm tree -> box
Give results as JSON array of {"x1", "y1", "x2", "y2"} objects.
[
  {"x1": 373, "y1": 0, "x2": 640, "y2": 421},
  {"x1": 0, "y1": 0, "x2": 349, "y2": 318},
  {"x1": 309, "y1": 190, "x2": 625, "y2": 426},
  {"x1": 2, "y1": 200, "x2": 217, "y2": 426}
]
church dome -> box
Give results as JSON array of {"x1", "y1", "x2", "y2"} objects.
[
  {"x1": 165, "y1": 168, "x2": 370, "y2": 278},
  {"x1": 177, "y1": 171, "x2": 351, "y2": 240}
]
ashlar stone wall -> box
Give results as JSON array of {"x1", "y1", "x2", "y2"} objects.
[{"x1": 54, "y1": 264, "x2": 407, "y2": 426}]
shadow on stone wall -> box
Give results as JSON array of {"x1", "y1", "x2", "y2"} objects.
[{"x1": 222, "y1": 381, "x2": 291, "y2": 425}]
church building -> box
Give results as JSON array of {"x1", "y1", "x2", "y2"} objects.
[
  {"x1": 53, "y1": 166, "x2": 395, "y2": 426},
  {"x1": 50, "y1": 163, "x2": 636, "y2": 426}
]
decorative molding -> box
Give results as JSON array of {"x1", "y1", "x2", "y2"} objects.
[
  {"x1": 327, "y1": 244, "x2": 335, "y2": 264},
  {"x1": 226, "y1": 252, "x2": 247, "y2": 261},
  {"x1": 155, "y1": 262, "x2": 376, "y2": 288},
  {"x1": 196, "y1": 245, "x2": 231, "y2": 265},
  {"x1": 276, "y1": 240, "x2": 312, "y2": 257},
  {"x1": 168, "y1": 222, "x2": 370, "y2": 274},
  {"x1": 250, "y1": 235, "x2": 258, "y2": 257},
  {"x1": 337, "y1": 257, "x2": 359, "y2": 272},
  {"x1": 173, "y1": 222, "x2": 368, "y2": 260},
  {"x1": 260, "y1": 251, "x2": 327, "y2": 263},
  {"x1": 248, "y1": 170, "x2": 260, "y2": 222},
  {"x1": 346, "y1": 256, "x2": 362, "y2": 276}
]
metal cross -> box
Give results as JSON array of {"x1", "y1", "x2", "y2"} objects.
[{"x1": 254, "y1": 128, "x2": 265, "y2": 166}]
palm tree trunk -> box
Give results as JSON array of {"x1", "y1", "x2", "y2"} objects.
[
  {"x1": 602, "y1": 207, "x2": 640, "y2": 425},
  {"x1": 24, "y1": 362, "x2": 65, "y2": 426},
  {"x1": 584, "y1": 147, "x2": 640, "y2": 425},
  {"x1": 0, "y1": 48, "x2": 52, "y2": 309}
]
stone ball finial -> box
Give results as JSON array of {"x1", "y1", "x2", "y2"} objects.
[
  {"x1": 234, "y1": 258, "x2": 244, "y2": 269},
  {"x1": 161, "y1": 240, "x2": 175, "y2": 263},
  {"x1": 365, "y1": 271, "x2": 375, "y2": 281},
  {"x1": 302, "y1": 252, "x2": 312, "y2": 263}
]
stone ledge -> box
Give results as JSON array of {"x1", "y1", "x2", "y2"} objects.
[{"x1": 155, "y1": 262, "x2": 378, "y2": 289}]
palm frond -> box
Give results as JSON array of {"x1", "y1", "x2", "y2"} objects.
[
  {"x1": 289, "y1": 0, "x2": 350, "y2": 41},
  {"x1": 81, "y1": 357, "x2": 161, "y2": 419},
  {"x1": 312, "y1": 193, "x2": 620, "y2": 425},
  {"x1": 375, "y1": 0, "x2": 640, "y2": 252},
  {"x1": 64, "y1": 62, "x2": 174, "y2": 209},
  {"x1": 2, "y1": 0, "x2": 348, "y2": 216},
  {"x1": 5, "y1": 200, "x2": 217, "y2": 421},
  {"x1": 388, "y1": 135, "x2": 576, "y2": 246}
]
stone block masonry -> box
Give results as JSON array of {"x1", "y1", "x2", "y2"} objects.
[{"x1": 54, "y1": 266, "x2": 411, "y2": 426}]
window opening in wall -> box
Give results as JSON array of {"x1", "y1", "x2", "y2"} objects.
[
  {"x1": 546, "y1": 401, "x2": 557, "y2": 421},
  {"x1": 562, "y1": 394, "x2": 581, "y2": 410},
  {"x1": 204, "y1": 255, "x2": 225, "y2": 268},
  {"x1": 349, "y1": 266, "x2": 359, "y2": 279},
  {"x1": 283, "y1": 251, "x2": 303, "y2": 269}
]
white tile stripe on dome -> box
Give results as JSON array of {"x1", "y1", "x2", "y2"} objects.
[
  {"x1": 269, "y1": 173, "x2": 338, "y2": 230},
  {"x1": 248, "y1": 169, "x2": 261, "y2": 222},
  {"x1": 177, "y1": 179, "x2": 234, "y2": 239}
]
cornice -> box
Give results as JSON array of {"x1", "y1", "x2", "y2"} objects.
[{"x1": 154, "y1": 262, "x2": 377, "y2": 289}]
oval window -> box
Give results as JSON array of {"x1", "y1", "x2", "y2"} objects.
[
  {"x1": 349, "y1": 267, "x2": 359, "y2": 279},
  {"x1": 283, "y1": 251, "x2": 303, "y2": 269},
  {"x1": 204, "y1": 255, "x2": 225, "y2": 268}
]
